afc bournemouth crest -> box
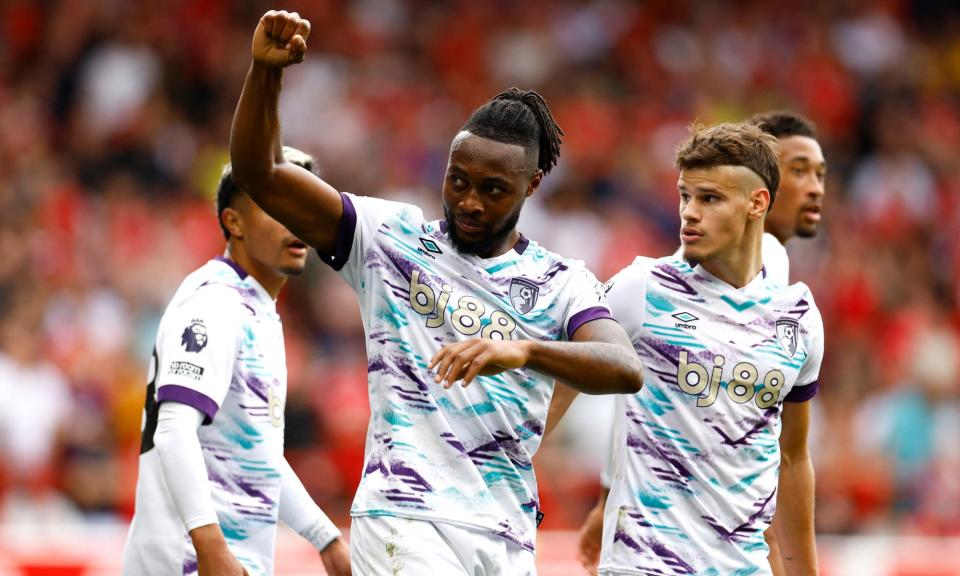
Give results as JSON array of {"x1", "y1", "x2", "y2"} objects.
[
  {"x1": 181, "y1": 319, "x2": 208, "y2": 353},
  {"x1": 776, "y1": 318, "x2": 799, "y2": 358},
  {"x1": 510, "y1": 278, "x2": 539, "y2": 314}
]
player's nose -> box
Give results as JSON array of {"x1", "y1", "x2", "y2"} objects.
[{"x1": 459, "y1": 189, "x2": 484, "y2": 214}]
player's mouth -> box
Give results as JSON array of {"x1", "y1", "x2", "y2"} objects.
[
  {"x1": 285, "y1": 239, "x2": 309, "y2": 256},
  {"x1": 454, "y1": 218, "x2": 485, "y2": 237},
  {"x1": 680, "y1": 227, "x2": 703, "y2": 243},
  {"x1": 801, "y1": 204, "x2": 822, "y2": 223}
]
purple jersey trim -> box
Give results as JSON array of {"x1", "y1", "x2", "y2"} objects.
[
  {"x1": 318, "y1": 193, "x2": 357, "y2": 271},
  {"x1": 566, "y1": 305, "x2": 615, "y2": 340},
  {"x1": 784, "y1": 380, "x2": 818, "y2": 403},
  {"x1": 214, "y1": 256, "x2": 248, "y2": 280},
  {"x1": 514, "y1": 233, "x2": 529, "y2": 255},
  {"x1": 157, "y1": 384, "x2": 219, "y2": 425}
]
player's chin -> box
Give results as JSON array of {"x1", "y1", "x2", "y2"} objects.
[
  {"x1": 277, "y1": 256, "x2": 308, "y2": 276},
  {"x1": 680, "y1": 244, "x2": 706, "y2": 262},
  {"x1": 796, "y1": 223, "x2": 819, "y2": 238}
]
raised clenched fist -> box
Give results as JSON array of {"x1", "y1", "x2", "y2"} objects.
[{"x1": 252, "y1": 10, "x2": 311, "y2": 68}]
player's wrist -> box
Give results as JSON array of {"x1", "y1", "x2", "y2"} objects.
[
  {"x1": 189, "y1": 523, "x2": 228, "y2": 553},
  {"x1": 302, "y1": 515, "x2": 341, "y2": 552}
]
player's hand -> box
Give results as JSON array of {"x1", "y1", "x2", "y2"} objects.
[
  {"x1": 319, "y1": 537, "x2": 352, "y2": 575},
  {"x1": 191, "y1": 525, "x2": 249, "y2": 576},
  {"x1": 577, "y1": 500, "x2": 605, "y2": 575},
  {"x1": 252, "y1": 10, "x2": 311, "y2": 68},
  {"x1": 430, "y1": 339, "x2": 532, "y2": 388}
]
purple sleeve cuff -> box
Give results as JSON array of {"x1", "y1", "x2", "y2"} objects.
[
  {"x1": 157, "y1": 384, "x2": 219, "y2": 425},
  {"x1": 784, "y1": 380, "x2": 819, "y2": 403},
  {"x1": 318, "y1": 193, "x2": 358, "y2": 271},
  {"x1": 566, "y1": 306, "x2": 615, "y2": 340}
]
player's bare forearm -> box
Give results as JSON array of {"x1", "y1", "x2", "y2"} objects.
[
  {"x1": 319, "y1": 537, "x2": 352, "y2": 575},
  {"x1": 190, "y1": 524, "x2": 249, "y2": 576},
  {"x1": 765, "y1": 527, "x2": 786, "y2": 576},
  {"x1": 229, "y1": 11, "x2": 343, "y2": 252},
  {"x1": 430, "y1": 319, "x2": 642, "y2": 394},
  {"x1": 524, "y1": 339, "x2": 642, "y2": 394},
  {"x1": 578, "y1": 487, "x2": 609, "y2": 574},
  {"x1": 544, "y1": 382, "x2": 579, "y2": 438},
  {"x1": 772, "y1": 455, "x2": 817, "y2": 575},
  {"x1": 773, "y1": 401, "x2": 818, "y2": 575}
]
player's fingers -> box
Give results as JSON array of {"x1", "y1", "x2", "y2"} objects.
[
  {"x1": 260, "y1": 11, "x2": 277, "y2": 38},
  {"x1": 289, "y1": 35, "x2": 306, "y2": 62},
  {"x1": 446, "y1": 345, "x2": 485, "y2": 385},
  {"x1": 296, "y1": 18, "x2": 311, "y2": 41},
  {"x1": 432, "y1": 345, "x2": 460, "y2": 385},
  {"x1": 270, "y1": 10, "x2": 288, "y2": 40},
  {"x1": 429, "y1": 343, "x2": 450, "y2": 371},
  {"x1": 429, "y1": 340, "x2": 468, "y2": 370},
  {"x1": 461, "y1": 351, "x2": 491, "y2": 386},
  {"x1": 279, "y1": 12, "x2": 301, "y2": 45}
]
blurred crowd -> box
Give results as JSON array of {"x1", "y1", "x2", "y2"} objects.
[{"x1": 1, "y1": 0, "x2": 959, "y2": 538}]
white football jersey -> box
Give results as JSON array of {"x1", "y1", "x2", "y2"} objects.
[
  {"x1": 321, "y1": 193, "x2": 612, "y2": 552},
  {"x1": 123, "y1": 257, "x2": 287, "y2": 576},
  {"x1": 599, "y1": 256, "x2": 823, "y2": 575}
]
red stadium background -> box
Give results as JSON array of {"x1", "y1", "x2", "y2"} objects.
[{"x1": 1, "y1": 0, "x2": 959, "y2": 573}]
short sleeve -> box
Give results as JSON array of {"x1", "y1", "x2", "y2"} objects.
[
  {"x1": 604, "y1": 257, "x2": 655, "y2": 342},
  {"x1": 155, "y1": 286, "x2": 244, "y2": 424},
  {"x1": 562, "y1": 264, "x2": 615, "y2": 340},
  {"x1": 317, "y1": 192, "x2": 416, "y2": 290},
  {"x1": 784, "y1": 295, "x2": 824, "y2": 403}
]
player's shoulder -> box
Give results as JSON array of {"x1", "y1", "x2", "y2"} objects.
[
  {"x1": 344, "y1": 191, "x2": 425, "y2": 226},
  {"x1": 615, "y1": 254, "x2": 689, "y2": 282},
  {"x1": 167, "y1": 259, "x2": 249, "y2": 317},
  {"x1": 772, "y1": 280, "x2": 823, "y2": 327},
  {"x1": 515, "y1": 238, "x2": 596, "y2": 279}
]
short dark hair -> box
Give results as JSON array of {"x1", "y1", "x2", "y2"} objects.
[
  {"x1": 676, "y1": 122, "x2": 781, "y2": 205},
  {"x1": 750, "y1": 111, "x2": 817, "y2": 140},
  {"x1": 461, "y1": 87, "x2": 564, "y2": 174},
  {"x1": 216, "y1": 146, "x2": 317, "y2": 240}
]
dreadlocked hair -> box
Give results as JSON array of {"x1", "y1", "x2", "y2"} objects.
[{"x1": 461, "y1": 87, "x2": 564, "y2": 174}]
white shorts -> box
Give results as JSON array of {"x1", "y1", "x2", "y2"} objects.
[{"x1": 350, "y1": 515, "x2": 537, "y2": 576}]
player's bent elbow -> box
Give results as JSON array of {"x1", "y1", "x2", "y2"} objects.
[{"x1": 619, "y1": 366, "x2": 644, "y2": 394}]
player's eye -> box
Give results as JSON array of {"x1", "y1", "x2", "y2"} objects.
[
  {"x1": 793, "y1": 168, "x2": 806, "y2": 177},
  {"x1": 449, "y1": 175, "x2": 468, "y2": 189}
]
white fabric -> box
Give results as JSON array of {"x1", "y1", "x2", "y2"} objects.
[
  {"x1": 599, "y1": 255, "x2": 824, "y2": 575},
  {"x1": 350, "y1": 516, "x2": 536, "y2": 576},
  {"x1": 761, "y1": 232, "x2": 790, "y2": 287},
  {"x1": 154, "y1": 402, "x2": 216, "y2": 531},
  {"x1": 327, "y1": 193, "x2": 612, "y2": 553},
  {"x1": 278, "y1": 458, "x2": 341, "y2": 551}
]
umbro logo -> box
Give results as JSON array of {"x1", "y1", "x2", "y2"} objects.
[
  {"x1": 672, "y1": 311, "x2": 698, "y2": 330},
  {"x1": 417, "y1": 237, "x2": 443, "y2": 259}
]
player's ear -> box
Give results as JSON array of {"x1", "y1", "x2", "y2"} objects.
[
  {"x1": 748, "y1": 188, "x2": 770, "y2": 220},
  {"x1": 526, "y1": 169, "x2": 543, "y2": 198},
  {"x1": 222, "y1": 206, "x2": 244, "y2": 239}
]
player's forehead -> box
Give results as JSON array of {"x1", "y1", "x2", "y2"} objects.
[
  {"x1": 677, "y1": 165, "x2": 760, "y2": 194},
  {"x1": 448, "y1": 131, "x2": 529, "y2": 178},
  {"x1": 778, "y1": 135, "x2": 825, "y2": 166}
]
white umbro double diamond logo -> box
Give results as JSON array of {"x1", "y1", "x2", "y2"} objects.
[{"x1": 672, "y1": 311, "x2": 699, "y2": 330}]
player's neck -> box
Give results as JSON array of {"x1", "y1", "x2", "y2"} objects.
[
  {"x1": 764, "y1": 222, "x2": 793, "y2": 245},
  {"x1": 700, "y1": 233, "x2": 763, "y2": 289},
  {"x1": 223, "y1": 246, "x2": 287, "y2": 300}
]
